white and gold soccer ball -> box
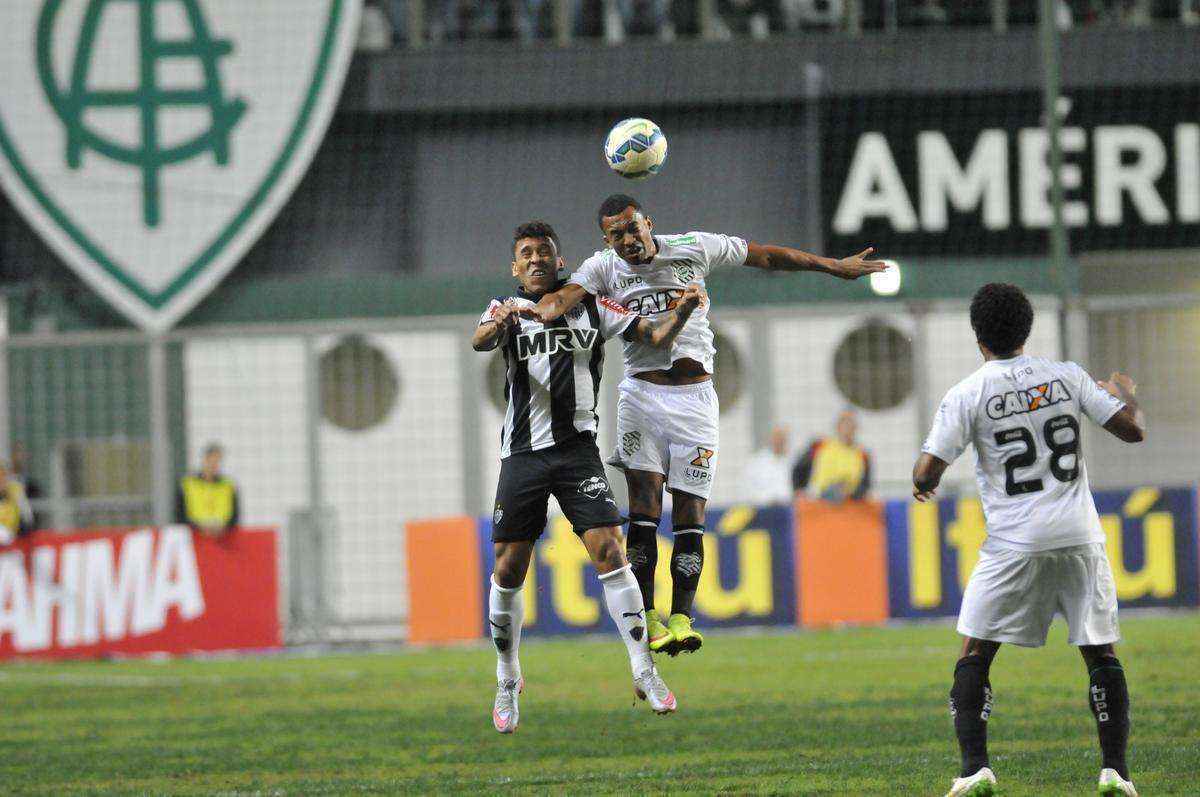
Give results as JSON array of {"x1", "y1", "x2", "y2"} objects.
[{"x1": 604, "y1": 118, "x2": 667, "y2": 180}]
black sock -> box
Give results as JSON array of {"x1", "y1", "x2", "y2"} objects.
[
  {"x1": 950, "y1": 655, "x2": 993, "y2": 778},
  {"x1": 1089, "y1": 657, "x2": 1131, "y2": 780},
  {"x1": 669, "y1": 526, "x2": 704, "y2": 617},
  {"x1": 625, "y1": 514, "x2": 659, "y2": 611}
]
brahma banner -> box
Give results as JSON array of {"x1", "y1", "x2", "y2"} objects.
[{"x1": 0, "y1": 525, "x2": 280, "y2": 659}]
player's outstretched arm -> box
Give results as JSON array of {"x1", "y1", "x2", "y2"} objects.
[
  {"x1": 742, "y1": 243, "x2": 889, "y2": 280},
  {"x1": 626, "y1": 283, "x2": 706, "y2": 349},
  {"x1": 912, "y1": 453, "x2": 950, "y2": 502},
  {"x1": 472, "y1": 301, "x2": 519, "y2": 351},
  {"x1": 1098, "y1": 372, "x2": 1146, "y2": 443},
  {"x1": 519, "y1": 283, "x2": 589, "y2": 323}
]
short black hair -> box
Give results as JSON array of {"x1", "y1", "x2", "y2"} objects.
[
  {"x1": 597, "y1": 194, "x2": 641, "y2": 229},
  {"x1": 512, "y1": 220, "x2": 561, "y2": 257},
  {"x1": 970, "y1": 283, "x2": 1033, "y2": 357}
]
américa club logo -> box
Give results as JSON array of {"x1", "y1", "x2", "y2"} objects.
[{"x1": 0, "y1": 0, "x2": 362, "y2": 331}]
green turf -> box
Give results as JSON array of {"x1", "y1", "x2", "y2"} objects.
[{"x1": 1, "y1": 614, "x2": 1196, "y2": 795}]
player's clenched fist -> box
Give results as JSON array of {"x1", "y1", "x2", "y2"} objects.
[{"x1": 677, "y1": 283, "x2": 707, "y2": 313}]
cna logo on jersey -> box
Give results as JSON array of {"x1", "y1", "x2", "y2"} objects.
[
  {"x1": 985, "y1": 379, "x2": 1071, "y2": 419},
  {"x1": 0, "y1": 527, "x2": 204, "y2": 653},
  {"x1": 515, "y1": 327, "x2": 598, "y2": 360},
  {"x1": 0, "y1": 1, "x2": 362, "y2": 331}
]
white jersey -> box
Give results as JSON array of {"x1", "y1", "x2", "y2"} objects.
[
  {"x1": 921, "y1": 354, "x2": 1125, "y2": 552},
  {"x1": 568, "y1": 231, "x2": 748, "y2": 375}
]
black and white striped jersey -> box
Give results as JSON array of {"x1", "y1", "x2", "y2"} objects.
[{"x1": 480, "y1": 284, "x2": 637, "y2": 458}]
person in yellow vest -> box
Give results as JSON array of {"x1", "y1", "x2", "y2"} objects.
[
  {"x1": 0, "y1": 459, "x2": 33, "y2": 546},
  {"x1": 791, "y1": 410, "x2": 872, "y2": 502},
  {"x1": 175, "y1": 443, "x2": 240, "y2": 536}
]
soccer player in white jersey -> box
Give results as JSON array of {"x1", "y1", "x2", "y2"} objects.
[
  {"x1": 912, "y1": 284, "x2": 1145, "y2": 797},
  {"x1": 522, "y1": 194, "x2": 887, "y2": 655},
  {"x1": 474, "y1": 220, "x2": 707, "y2": 733}
]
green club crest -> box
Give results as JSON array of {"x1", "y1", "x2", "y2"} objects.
[{"x1": 0, "y1": 0, "x2": 362, "y2": 331}]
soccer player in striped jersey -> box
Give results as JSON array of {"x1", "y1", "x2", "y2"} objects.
[
  {"x1": 912, "y1": 284, "x2": 1144, "y2": 797},
  {"x1": 473, "y1": 220, "x2": 706, "y2": 733},
  {"x1": 520, "y1": 195, "x2": 887, "y2": 656}
]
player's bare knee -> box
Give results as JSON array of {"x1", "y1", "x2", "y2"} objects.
[
  {"x1": 587, "y1": 528, "x2": 628, "y2": 573},
  {"x1": 1080, "y1": 643, "x2": 1117, "y2": 667},
  {"x1": 493, "y1": 544, "x2": 529, "y2": 588},
  {"x1": 669, "y1": 491, "x2": 706, "y2": 526}
]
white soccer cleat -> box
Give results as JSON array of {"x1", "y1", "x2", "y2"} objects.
[
  {"x1": 633, "y1": 665, "x2": 677, "y2": 714},
  {"x1": 1098, "y1": 768, "x2": 1138, "y2": 796},
  {"x1": 945, "y1": 767, "x2": 997, "y2": 797},
  {"x1": 492, "y1": 677, "x2": 523, "y2": 734}
]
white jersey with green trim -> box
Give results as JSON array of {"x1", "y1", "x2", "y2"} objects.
[{"x1": 567, "y1": 232, "x2": 748, "y2": 375}]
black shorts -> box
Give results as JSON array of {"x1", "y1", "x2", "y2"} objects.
[{"x1": 491, "y1": 433, "x2": 624, "y2": 543}]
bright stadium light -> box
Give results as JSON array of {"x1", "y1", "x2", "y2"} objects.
[{"x1": 870, "y1": 260, "x2": 902, "y2": 297}]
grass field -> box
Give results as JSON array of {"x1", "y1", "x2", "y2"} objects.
[{"x1": 1, "y1": 614, "x2": 1197, "y2": 795}]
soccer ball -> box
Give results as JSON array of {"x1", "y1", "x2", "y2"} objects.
[{"x1": 604, "y1": 118, "x2": 667, "y2": 180}]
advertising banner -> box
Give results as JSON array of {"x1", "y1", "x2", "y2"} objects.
[
  {"x1": 885, "y1": 486, "x2": 1200, "y2": 618},
  {"x1": 823, "y1": 87, "x2": 1200, "y2": 257},
  {"x1": 477, "y1": 504, "x2": 796, "y2": 638},
  {"x1": 0, "y1": 526, "x2": 281, "y2": 659}
]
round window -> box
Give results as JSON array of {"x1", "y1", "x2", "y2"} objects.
[
  {"x1": 832, "y1": 321, "x2": 914, "y2": 410},
  {"x1": 319, "y1": 335, "x2": 400, "y2": 431}
]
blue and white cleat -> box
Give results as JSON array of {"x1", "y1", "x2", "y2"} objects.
[
  {"x1": 945, "y1": 767, "x2": 996, "y2": 797},
  {"x1": 1098, "y1": 768, "x2": 1137, "y2": 796}
]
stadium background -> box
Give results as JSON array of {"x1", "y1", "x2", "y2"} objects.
[{"x1": 0, "y1": 1, "x2": 1198, "y2": 649}]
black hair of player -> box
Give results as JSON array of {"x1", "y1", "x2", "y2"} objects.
[
  {"x1": 597, "y1": 194, "x2": 641, "y2": 229},
  {"x1": 970, "y1": 283, "x2": 1034, "y2": 357},
  {"x1": 512, "y1": 220, "x2": 562, "y2": 258}
]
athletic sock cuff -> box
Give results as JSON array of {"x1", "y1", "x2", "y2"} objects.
[
  {"x1": 1088, "y1": 657, "x2": 1124, "y2": 676},
  {"x1": 598, "y1": 564, "x2": 633, "y2": 582},
  {"x1": 629, "y1": 513, "x2": 660, "y2": 526},
  {"x1": 672, "y1": 523, "x2": 705, "y2": 535},
  {"x1": 490, "y1": 575, "x2": 522, "y2": 594}
]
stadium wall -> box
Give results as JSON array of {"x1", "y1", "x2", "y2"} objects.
[{"x1": 405, "y1": 485, "x2": 1200, "y2": 642}]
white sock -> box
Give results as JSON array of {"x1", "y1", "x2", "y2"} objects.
[
  {"x1": 599, "y1": 564, "x2": 653, "y2": 674},
  {"x1": 488, "y1": 576, "x2": 523, "y2": 683}
]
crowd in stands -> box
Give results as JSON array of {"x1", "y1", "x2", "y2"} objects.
[{"x1": 360, "y1": 0, "x2": 1200, "y2": 47}]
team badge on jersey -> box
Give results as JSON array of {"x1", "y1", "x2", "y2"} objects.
[
  {"x1": 622, "y1": 431, "x2": 642, "y2": 455},
  {"x1": 672, "y1": 263, "x2": 697, "y2": 284},
  {"x1": 493, "y1": 503, "x2": 504, "y2": 524}
]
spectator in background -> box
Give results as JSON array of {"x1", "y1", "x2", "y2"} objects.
[
  {"x1": 0, "y1": 459, "x2": 33, "y2": 546},
  {"x1": 741, "y1": 425, "x2": 795, "y2": 505},
  {"x1": 176, "y1": 443, "x2": 240, "y2": 537},
  {"x1": 10, "y1": 442, "x2": 43, "y2": 531},
  {"x1": 792, "y1": 409, "x2": 872, "y2": 502}
]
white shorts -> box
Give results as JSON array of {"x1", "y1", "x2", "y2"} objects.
[
  {"x1": 957, "y1": 543, "x2": 1119, "y2": 648},
  {"x1": 608, "y1": 377, "x2": 719, "y2": 500}
]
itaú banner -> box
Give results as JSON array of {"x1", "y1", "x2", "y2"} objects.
[{"x1": 0, "y1": 526, "x2": 280, "y2": 659}]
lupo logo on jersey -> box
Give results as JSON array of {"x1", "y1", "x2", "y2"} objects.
[{"x1": 0, "y1": 1, "x2": 362, "y2": 331}]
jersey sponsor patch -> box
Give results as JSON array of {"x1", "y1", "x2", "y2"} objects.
[
  {"x1": 578, "y1": 476, "x2": 609, "y2": 499},
  {"x1": 690, "y1": 447, "x2": 715, "y2": 468},
  {"x1": 598, "y1": 295, "x2": 630, "y2": 315},
  {"x1": 985, "y1": 379, "x2": 1072, "y2": 420},
  {"x1": 515, "y1": 327, "x2": 599, "y2": 360}
]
